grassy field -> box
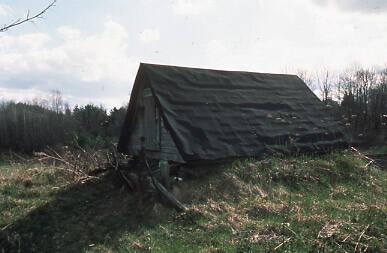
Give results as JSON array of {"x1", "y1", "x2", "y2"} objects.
[{"x1": 0, "y1": 150, "x2": 386, "y2": 252}]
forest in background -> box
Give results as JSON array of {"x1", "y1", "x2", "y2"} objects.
[
  {"x1": 0, "y1": 90, "x2": 127, "y2": 152},
  {"x1": 299, "y1": 66, "x2": 387, "y2": 144},
  {"x1": 0, "y1": 66, "x2": 386, "y2": 153}
]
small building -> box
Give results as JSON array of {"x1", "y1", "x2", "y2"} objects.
[{"x1": 118, "y1": 63, "x2": 347, "y2": 164}]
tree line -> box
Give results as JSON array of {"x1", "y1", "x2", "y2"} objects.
[
  {"x1": 298, "y1": 67, "x2": 387, "y2": 142},
  {"x1": 0, "y1": 91, "x2": 127, "y2": 153}
]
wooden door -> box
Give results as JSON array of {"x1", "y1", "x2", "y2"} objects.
[{"x1": 143, "y1": 88, "x2": 160, "y2": 150}]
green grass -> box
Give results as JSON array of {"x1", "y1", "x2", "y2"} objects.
[
  {"x1": 364, "y1": 145, "x2": 387, "y2": 155},
  {"x1": 0, "y1": 150, "x2": 386, "y2": 252}
]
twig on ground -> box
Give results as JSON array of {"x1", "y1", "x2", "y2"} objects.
[
  {"x1": 342, "y1": 234, "x2": 351, "y2": 242},
  {"x1": 364, "y1": 160, "x2": 374, "y2": 168},
  {"x1": 51, "y1": 166, "x2": 84, "y2": 177},
  {"x1": 274, "y1": 237, "x2": 291, "y2": 250},
  {"x1": 282, "y1": 223, "x2": 307, "y2": 245},
  {"x1": 318, "y1": 222, "x2": 341, "y2": 239},
  {"x1": 1, "y1": 222, "x2": 13, "y2": 231},
  {"x1": 333, "y1": 240, "x2": 349, "y2": 253},
  {"x1": 9, "y1": 151, "x2": 28, "y2": 162},
  {"x1": 35, "y1": 152, "x2": 74, "y2": 169},
  {"x1": 354, "y1": 225, "x2": 369, "y2": 252},
  {"x1": 350, "y1": 147, "x2": 375, "y2": 164}
]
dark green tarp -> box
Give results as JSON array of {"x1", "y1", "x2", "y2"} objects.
[{"x1": 118, "y1": 63, "x2": 347, "y2": 161}]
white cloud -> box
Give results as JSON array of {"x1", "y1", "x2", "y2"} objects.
[
  {"x1": 0, "y1": 87, "x2": 49, "y2": 103},
  {"x1": 172, "y1": 0, "x2": 215, "y2": 16},
  {"x1": 314, "y1": 0, "x2": 387, "y2": 13},
  {"x1": 138, "y1": 28, "x2": 160, "y2": 43},
  {"x1": 206, "y1": 40, "x2": 228, "y2": 66},
  {"x1": 56, "y1": 26, "x2": 81, "y2": 40},
  {"x1": 0, "y1": 4, "x2": 11, "y2": 17},
  {"x1": 0, "y1": 20, "x2": 137, "y2": 108},
  {"x1": 200, "y1": 0, "x2": 387, "y2": 74}
]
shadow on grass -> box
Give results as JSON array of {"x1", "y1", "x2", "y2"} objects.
[{"x1": 0, "y1": 173, "x2": 169, "y2": 253}]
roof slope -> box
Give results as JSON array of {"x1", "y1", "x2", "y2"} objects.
[{"x1": 119, "y1": 63, "x2": 347, "y2": 161}]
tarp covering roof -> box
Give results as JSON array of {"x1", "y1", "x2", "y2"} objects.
[{"x1": 118, "y1": 63, "x2": 347, "y2": 161}]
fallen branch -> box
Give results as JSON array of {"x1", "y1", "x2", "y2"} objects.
[
  {"x1": 34, "y1": 146, "x2": 107, "y2": 183},
  {"x1": 1, "y1": 222, "x2": 13, "y2": 231},
  {"x1": 145, "y1": 159, "x2": 187, "y2": 212},
  {"x1": 354, "y1": 225, "x2": 369, "y2": 252},
  {"x1": 350, "y1": 147, "x2": 374, "y2": 162},
  {"x1": 364, "y1": 160, "x2": 374, "y2": 168},
  {"x1": 350, "y1": 147, "x2": 375, "y2": 168},
  {"x1": 35, "y1": 152, "x2": 75, "y2": 169},
  {"x1": 333, "y1": 241, "x2": 349, "y2": 253},
  {"x1": 51, "y1": 166, "x2": 84, "y2": 177},
  {"x1": 318, "y1": 222, "x2": 341, "y2": 239},
  {"x1": 274, "y1": 237, "x2": 291, "y2": 250},
  {"x1": 282, "y1": 223, "x2": 307, "y2": 245},
  {"x1": 341, "y1": 234, "x2": 351, "y2": 242}
]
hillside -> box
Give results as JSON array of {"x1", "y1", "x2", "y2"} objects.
[{"x1": 0, "y1": 150, "x2": 386, "y2": 252}]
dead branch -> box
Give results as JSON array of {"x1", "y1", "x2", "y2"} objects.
[
  {"x1": 50, "y1": 166, "x2": 84, "y2": 177},
  {"x1": 364, "y1": 160, "x2": 374, "y2": 168},
  {"x1": 342, "y1": 234, "x2": 351, "y2": 242},
  {"x1": 350, "y1": 147, "x2": 375, "y2": 167},
  {"x1": 0, "y1": 1, "x2": 56, "y2": 33},
  {"x1": 112, "y1": 147, "x2": 136, "y2": 190},
  {"x1": 354, "y1": 225, "x2": 369, "y2": 252},
  {"x1": 273, "y1": 237, "x2": 291, "y2": 250},
  {"x1": 318, "y1": 222, "x2": 342, "y2": 239},
  {"x1": 9, "y1": 151, "x2": 28, "y2": 162},
  {"x1": 35, "y1": 151, "x2": 74, "y2": 169},
  {"x1": 1, "y1": 222, "x2": 13, "y2": 231},
  {"x1": 34, "y1": 145, "x2": 108, "y2": 183}
]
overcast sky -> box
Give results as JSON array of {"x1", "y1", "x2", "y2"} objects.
[{"x1": 0, "y1": 0, "x2": 386, "y2": 108}]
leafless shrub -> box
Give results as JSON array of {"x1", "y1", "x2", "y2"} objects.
[{"x1": 34, "y1": 146, "x2": 111, "y2": 183}]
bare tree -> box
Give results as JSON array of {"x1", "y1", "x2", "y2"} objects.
[
  {"x1": 51, "y1": 90, "x2": 63, "y2": 114},
  {"x1": 355, "y1": 69, "x2": 377, "y2": 128},
  {"x1": 356, "y1": 69, "x2": 376, "y2": 107},
  {"x1": 317, "y1": 70, "x2": 333, "y2": 103},
  {"x1": 0, "y1": 1, "x2": 56, "y2": 33},
  {"x1": 297, "y1": 70, "x2": 316, "y2": 91},
  {"x1": 334, "y1": 77, "x2": 342, "y2": 103}
]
